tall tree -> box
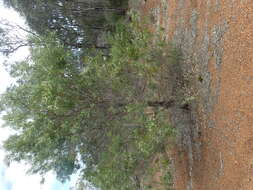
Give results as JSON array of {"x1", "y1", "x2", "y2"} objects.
[
  {"x1": 0, "y1": 17, "x2": 176, "y2": 190},
  {"x1": 2, "y1": 0, "x2": 127, "y2": 52},
  {"x1": 0, "y1": 34, "x2": 131, "y2": 181}
]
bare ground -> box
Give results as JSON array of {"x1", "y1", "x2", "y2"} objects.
[{"x1": 132, "y1": 0, "x2": 253, "y2": 189}]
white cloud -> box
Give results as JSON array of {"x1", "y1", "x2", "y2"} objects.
[
  {"x1": 5, "y1": 163, "x2": 45, "y2": 190},
  {"x1": 0, "y1": 160, "x2": 64, "y2": 190},
  {"x1": 0, "y1": 1, "x2": 26, "y2": 26},
  {"x1": 5, "y1": 163, "x2": 52, "y2": 190}
]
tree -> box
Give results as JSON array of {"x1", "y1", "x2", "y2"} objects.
[
  {"x1": 0, "y1": 18, "x2": 177, "y2": 189},
  {"x1": 1, "y1": 35, "x2": 82, "y2": 181},
  {"x1": 2, "y1": 0, "x2": 127, "y2": 52},
  {"x1": 0, "y1": 34, "x2": 132, "y2": 182}
]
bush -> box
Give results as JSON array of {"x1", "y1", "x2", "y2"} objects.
[{"x1": 82, "y1": 13, "x2": 179, "y2": 190}]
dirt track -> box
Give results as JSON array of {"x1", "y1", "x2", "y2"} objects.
[{"x1": 136, "y1": 0, "x2": 253, "y2": 189}]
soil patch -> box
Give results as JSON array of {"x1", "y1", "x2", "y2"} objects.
[{"x1": 132, "y1": 0, "x2": 253, "y2": 189}]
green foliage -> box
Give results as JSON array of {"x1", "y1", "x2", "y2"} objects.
[
  {"x1": 0, "y1": 13, "x2": 179, "y2": 190},
  {"x1": 162, "y1": 170, "x2": 173, "y2": 189},
  {"x1": 1, "y1": 34, "x2": 83, "y2": 181},
  {"x1": 79, "y1": 14, "x2": 178, "y2": 190},
  {"x1": 3, "y1": 0, "x2": 128, "y2": 52},
  {"x1": 109, "y1": 0, "x2": 129, "y2": 7}
]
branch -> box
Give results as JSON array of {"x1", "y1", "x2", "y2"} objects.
[{"x1": 147, "y1": 100, "x2": 175, "y2": 108}]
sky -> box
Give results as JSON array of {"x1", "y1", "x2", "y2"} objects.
[{"x1": 0, "y1": 2, "x2": 76, "y2": 190}]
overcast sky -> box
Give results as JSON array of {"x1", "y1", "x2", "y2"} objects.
[{"x1": 0, "y1": 2, "x2": 75, "y2": 190}]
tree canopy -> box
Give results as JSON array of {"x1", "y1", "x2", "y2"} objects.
[
  {"x1": 2, "y1": 0, "x2": 128, "y2": 52},
  {"x1": 0, "y1": 2, "x2": 178, "y2": 190}
]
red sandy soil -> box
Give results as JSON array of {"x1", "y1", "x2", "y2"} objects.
[{"x1": 138, "y1": 0, "x2": 253, "y2": 189}]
